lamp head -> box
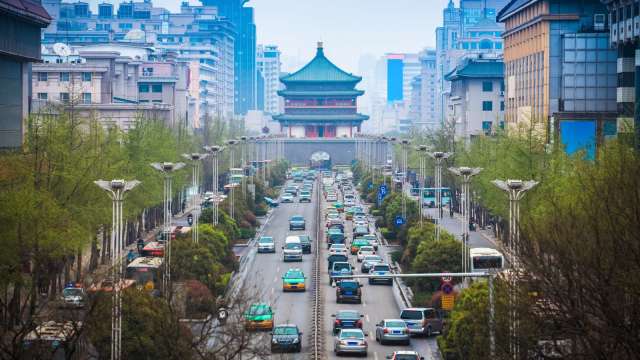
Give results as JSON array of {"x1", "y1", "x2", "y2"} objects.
[
  {"x1": 111, "y1": 179, "x2": 125, "y2": 189},
  {"x1": 507, "y1": 179, "x2": 524, "y2": 190},
  {"x1": 162, "y1": 162, "x2": 174, "y2": 171}
]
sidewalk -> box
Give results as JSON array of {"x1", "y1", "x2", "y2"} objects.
[{"x1": 423, "y1": 207, "x2": 499, "y2": 250}]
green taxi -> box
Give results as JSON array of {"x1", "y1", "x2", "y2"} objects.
[
  {"x1": 244, "y1": 303, "x2": 274, "y2": 330},
  {"x1": 282, "y1": 268, "x2": 306, "y2": 292}
]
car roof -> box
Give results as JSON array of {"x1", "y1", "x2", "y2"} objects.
[
  {"x1": 383, "y1": 319, "x2": 406, "y2": 323},
  {"x1": 402, "y1": 307, "x2": 431, "y2": 311}
]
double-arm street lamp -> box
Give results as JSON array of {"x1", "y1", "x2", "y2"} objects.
[
  {"x1": 400, "y1": 139, "x2": 410, "y2": 219},
  {"x1": 492, "y1": 178, "x2": 538, "y2": 359},
  {"x1": 182, "y1": 153, "x2": 208, "y2": 243},
  {"x1": 449, "y1": 166, "x2": 483, "y2": 275},
  {"x1": 150, "y1": 162, "x2": 185, "y2": 293},
  {"x1": 94, "y1": 179, "x2": 140, "y2": 360},
  {"x1": 204, "y1": 145, "x2": 224, "y2": 226},
  {"x1": 428, "y1": 151, "x2": 452, "y2": 241}
]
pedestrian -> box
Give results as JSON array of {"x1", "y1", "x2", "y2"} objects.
[
  {"x1": 136, "y1": 237, "x2": 144, "y2": 254},
  {"x1": 449, "y1": 205, "x2": 454, "y2": 218}
]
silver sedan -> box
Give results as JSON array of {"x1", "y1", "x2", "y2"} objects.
[
  {"x1": 334, "y1": 328, "x2": 368, "y2": 356},
  {"x1": 375, "y1": 319, "x2": 410, "y2": 345}
]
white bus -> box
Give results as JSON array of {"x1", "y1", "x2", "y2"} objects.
[{"x1": 470, "y1": 247, "x2": 504, "y2": 272}]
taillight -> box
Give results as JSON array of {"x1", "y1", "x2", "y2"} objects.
[
  {"x1": 356, "y1": 320, "x2": 363, "y2": 328},
  {"x1": 383, "y1": 328, "x2": 389, "y2": 334},
  {"x1": 404, "y1": 327, "x2": 409, "y2": 334},
  {"x1": 336, "y1": 287, "x2": 341, "y2": 293},
  {"x1": 422, "y1": 319, "x2": 428, "y2": 327},
  {"x1": 334, "y1": 320, "x2": 341, "y2": 325}
]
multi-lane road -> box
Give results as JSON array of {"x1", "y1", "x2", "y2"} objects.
[{"x1": 240, "y1": 173, "x2": 440, "y2": 359}]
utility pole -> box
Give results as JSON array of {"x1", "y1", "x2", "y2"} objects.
[
  {"x1": 449, "y1": 166, "x2": 482, "y2": 275},
  {"x1": 94, "y1": 179, "x2": 140, "y2": 360},
  {"x1": 182, "y1": 153, "x2": 208, "y2": 243},
  {"x1": 227, "y1": 139, "x2": 237, "y2": 221},
  {"x1": 400, "y1": 139, "x2": 410, "y2": 220},
  {"x1": 150, "y1": 162, "x2": 185, "y2": 293},
  {"x1": 428, "y1": 151, "x2": 451, "y2": 241},
  {"x1": 416, "y1": 145, "x2": 429, "y2": 227},
  {"x1": 204, "y1": 145, "x2": 224, "y2": 226},
  {"x1": 492, "y1": 179, "x2": 538, "y2": 360}
]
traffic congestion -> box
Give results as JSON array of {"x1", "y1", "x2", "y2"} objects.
[{"x1": 244, "y1": 166, "x2": 438, "y2": 359}]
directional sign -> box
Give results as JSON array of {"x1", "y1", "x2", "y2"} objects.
[
  {"x1": 379, "y1": 184, "x2": 388, "y2": 196},
  {"x1": 394, "y1": 215, "x2": 405, "y2": 226},
  {"x1": 441, "y1": 294, "x2": 455, "y2": 311},
  {"x1": 367, "y1": 181, "x2": 374, "y2": 190}
]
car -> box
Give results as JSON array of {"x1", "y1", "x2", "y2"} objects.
[
  {"x1": 271, "y1": 324, "x2": 302, "y2": 353},
  {"x1": 369, "y1": 263, "x2": 393, "y2": 285},
  {"x1": 353, "y1": 225, "x2": 370, "y2": 238},
  {"x1": 399, "y1": 308, "x2": 444, "y2": 337},
  {"x1": 329, "y1": 244, "x2": 349, "y2": 256},
  {"x1": 336, "y1": 279, "x2": 362, "y2": 303},
  {"x1": 282, "y1": 268, "x2": 306, "y2": 292},
  {"x1": 333, "y1": 202, "x2": 345, "y2": 212},
  {"x1": 350, "y1": 239, "x2": 371, "y2": 255},
  {"x1": 289, "y1": 215, "x2": 306, "y2": 230},
  {"x1": 330, "y1": 261, "x2": 353, "y2": 285},
  {"x1": 327, "y1": 194, "x2": 338, "y2": 202},
  {"x1": 362, "y1": 234, "x2": 379, "y2": 250},
  {"x1": 60, "y1": 283, "x2": 85, "y2": 308},
  {"x1": 332, "y1": 310, "x2": 364, "y2": 334},
  {"x1": 356, "y1": 246, "x2": 376, "y2": 262},
  {"x1": 354, "y1": 220, "x2": 369, "y2": 229},
  {"x1": 345, "y1": 208, "x2": 354, "y2": 220},
  {"x1": 299, "y1": 191, "x2": 312, "y2": 203},
  {"x1": 326, "y1": 217, "x2": 344, "y2": 230},
  {"x1": 284, "y1": 186, "x2": 298, "y2": 197},
  {"x1": 283, "y1": 236, "x2": 303, "y2": 262},
  {"x1": 281, "y1": 194, "x2": 294, "y2": 203},
  {"x1": 334, "y1": 329, "x2": 368, "y2": 356},
  {"x1": 244, "y1": 303, "x2": 274, "y2": 330},
  {"x1": 375, "y1": 319, "x2": 410, "y2": 345},
  {"x1": 361, "y1": 255, "x2": 384, "y2": 273},
  {"x1": 257, "y1": 236, "x2": 276, "y2": 253},
  {"x1": 327, "y1": 254, "x2": 348, "y2": 271},
  {"x1": 385, "y1": 350, "x2": 425, "y2": 360},
  {"x1": 326, "y1": 229, "x2": 345, "y2": 248},
  {"x1": 353, "y1": 213, "x2": 367, "y2": 221},
  {"x1": 344, "y1": 198, "x2": 356, "y2": 206},
  {"x1": 298, "y1": 235, "x2": 312, "y2": 254}
]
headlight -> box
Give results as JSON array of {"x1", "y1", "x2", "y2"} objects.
[
  {"x1": 293, "y1": 338, "x2": 299, "y2": 343},
  {"x1": 272, "y1": 339, "x2": 278, "y2": 344}
]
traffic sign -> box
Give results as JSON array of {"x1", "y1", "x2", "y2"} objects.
[
  {"x1": 441, "y1": 294, "x2": 455, "y2": 310},
  {"x1": 379, "y1": 184, "x2": 388, "y2": 196},
  {"x1": 394, "y1": 216, "x2": 405, "y2": 226},
  {"x1": 187, "y1": 214, "x2": 193, "y2": 226},
  {"x1": 367, "y1": 181, "x2": 373, "y2": 190}
]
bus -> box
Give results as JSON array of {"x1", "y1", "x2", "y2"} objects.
[
  {"x1": 229, "y1": 168, "x2": 244, "y2": 185},
  {"x1": 470, "y1": 247, "x2": 504, "y2": 273},
  {"x1": 422, "y1": 187, "x2": 452, "y2": 208},
  {"x1": 126, "y1": 256, "x2": 164, "y2": 290}
]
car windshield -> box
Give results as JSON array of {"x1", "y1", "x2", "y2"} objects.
[
  {"x1": 298, "y1": 236, "x2": 310, "y2": 243},
  {"x1": 339, "y1": 281, "x2": 359, "y2": 289},
  {"x1": 331, "y1": 244, "x2": 346, "y2": 249},
  {"x1": 63, "y1": 288, "x2": 82, "y2": 297},
  {"x1": 364, "y1": 256, "x2": 382, "y2": 262},
  {"x1": 385, "y1": 320, "x2": 406, "y2": 328},
  {"x1": 249, "y1": 305, "x2": 271, "y2": 315},
  {"x1": 359, "y1": 246, "x2": 374, "y2": 252},
  {"x1": 259, "y1": 237, "x2": 273, "y2": 244},
  {"x1": 373, "y1": 265, "x2": 390, "y2": 272},
  {"x1": 340, "y1": 330, "x2": 364, "y2": 339},
  {"x1": 273, "y1": 326, "x2": 298, "y2": 335},
  {"x1": 285, "y1": 271, "x2": 304, "y2": 278},
  {"x1": 285, "y1": 243, "x2": 301, "y2": 250},
  {"x1": 333, "y1": 263, "x2": 351, "y2": 271},
  {"x1": 291, "y1": 216, "x2": 304, "y2": 221},
  {"x1": 337, "y1": 310, "x2": 360, "y2": 320},
  {"x1": 400, "y1": 310, "x2": 423, "y2": 320}
]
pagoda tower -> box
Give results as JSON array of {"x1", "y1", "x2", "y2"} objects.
[{"x1": 274, "y1": 42, "x2": 369, "y2": 138}]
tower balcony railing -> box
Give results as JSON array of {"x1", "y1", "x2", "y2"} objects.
[{"x1": 284, "y1": 108, "x2": 357, "y2": 115}]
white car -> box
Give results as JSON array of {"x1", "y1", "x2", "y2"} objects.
[
  {"x1": 357, "y1": 246, "x2": 376, "y2": 262},
  {"x1": 344, "y1": 198, "x2": 355, "y2": 206},
  {"x1": 354, "y1": 220, "x2": 369, "y2": 229},
  {"x1": 329, "y1": 244, "x2": 349, "y2": 256},
  {"x1": 281, "y1": 194, "x2": 294, "y2": 203}
]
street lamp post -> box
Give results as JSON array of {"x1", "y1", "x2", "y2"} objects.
[
  {"x1": 204, "y1": 146, "x2": 223, "y2": 226},
  {"x1": 400, "y1": 139, "x2": 410, "y2": 220},
  {"x1": 416, "y1": 145, "x2": 429, "y2": 227},
  {"x1": 428, "y1": 151, "x2": 452, "y2": 241},
  {"x1": 94, "y1": 179, "x2": 140, "y2": 360},
  {"x1": 449, "y1": 167, "x2": 482, "y2": 274},
  {"x1": 182, "y1": 153, "x2": 208, "y2": 243},
  {"x1": 227, "y1": 139, "x2": 237, "y2": 220},
  {"x1": 150, "y1": 162, "x2": 185, "y2": 293},
  {"x1": 492, "y1": 179, "x2": 538, "y2": 359}
]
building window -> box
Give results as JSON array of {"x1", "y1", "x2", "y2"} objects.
[
  {"x1": 482, "y1": 101, "x2": 493, "y2": 111},
  {"x1": 152, "y1": 100, "x2": 162, "y2": 103},
  {"x1": 500, "y1": 101, "x2": 505, "y2": 111},
  {"x1": 142, "y1": 67, "x2": 153, "y2": 76},
  {"x1": 37, "y1": 93, "x2": 48, "y2": 100},
  {"x1": 482, "y1": 121, "x2": 492, "y2": 134},
  {"x1": 37, "y1": 72, "x2": 48, "y2": 81},
  {"x1": 60, "y1": 92, "x2": 70, "y2": 103},
  {"x1": 82, "y1": 93, "x2": 91, "y2": 104},
  {"x1": 82, "y1": 72, "x2": 92, "y2": 82},
  {"x1": 138, "y1": 84, "x2": 149, "y2": 92},
  {"x1": 151, "y1": 84, "x2": 162, "y2": 93},
  {"x1": 60, "y1": 72, "x2": 70, "y2": 82},
  {"x1": 482, "y1": 81, "x2": 493, "y2": 92}
]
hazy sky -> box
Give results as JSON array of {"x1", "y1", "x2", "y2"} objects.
[{"x1": 251, "y1": 0, "x2": 450, "y2": 72}]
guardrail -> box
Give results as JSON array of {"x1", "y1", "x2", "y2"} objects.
[{"x1": 310, "y1": 177, "x2": 323, "y2": 360}]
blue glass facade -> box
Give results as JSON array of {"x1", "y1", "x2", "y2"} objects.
[{"x1": 387, "y1": 58, "x2": 404, "y2": 102}]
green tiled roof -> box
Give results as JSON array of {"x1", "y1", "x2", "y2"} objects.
[
  {"x1": 273, "y1": 114, "x2": 369, "y2": 122},
  {"x1": 445, "y1": 59, "x2": 504, "y2": 81},
  {"x1": 280, "y1": 44, "x2": 362, "y2": 83},
  {"x1": 277, "y1": 90, "x2": 364, "y2": 97}
]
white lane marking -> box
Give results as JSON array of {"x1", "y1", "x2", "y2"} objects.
[
  {"x1": 271, "y1": 287, "x2": 275, "y2": 295},
  {"x1": 274, "y1": 276, "x2": 278, "y2": 283},
  {"x1": 276, "y1": 266, "x2": 280, "y2": 273},
  {"x1": 366, "y1": 314, "x2": 370, "y2": 322},
  {"x1": 362, "y1": 300, "x2": 367, "y2": 307},
  {"x1": 374, "y1": 351, "x2": 379, "y2": 360}
]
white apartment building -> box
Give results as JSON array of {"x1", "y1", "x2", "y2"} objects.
[{"x1": 256, "y1": 44, "x2": 282, "y2": 115}]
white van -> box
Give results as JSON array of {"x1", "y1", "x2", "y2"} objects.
[{"x1": 283, "y1": 236, "x2": 303, "y2": 262}]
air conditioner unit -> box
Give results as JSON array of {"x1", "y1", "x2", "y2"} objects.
[{"x1": 594, "y1": 14, "x2": 606, "y2": 31}]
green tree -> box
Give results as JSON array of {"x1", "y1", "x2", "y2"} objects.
[{"x1": 410, "y1": 237, "x2": 461, "y2": 293}]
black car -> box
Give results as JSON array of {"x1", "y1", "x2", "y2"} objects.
[
  {"x1": 271, "y1": 324, "x2": 302, "y2": 353},
  {"x1": 298, "y1": 235, "x2": 312, "y2": 254},
  {"x1": 327, "y1": 254, "x2": 348, "y2": 271},
  {"x1": 336, "y1": 279, "x2": 362, "y2": 303},
  {"x1": 332, "y1": 310, "x2": 364, "y2": 334}
]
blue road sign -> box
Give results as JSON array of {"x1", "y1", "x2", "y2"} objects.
[
  {"x1": 367, "y1": 182, "x2": 373, "y2": 190},
  {"x1": 394, "y1": 216, "x2": 405, "y2": 226},
  {"x1": 379, "y1": 184, "x2": 388, "y2": 196}
]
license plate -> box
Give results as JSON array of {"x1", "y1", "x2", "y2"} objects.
[
  {"x1": 393, "y1": 330, "x2": 401, "y2": 334},
  {"x1": 348, "y1": 342, "x2": 357, "y2": 345},
  {"x1": 345, "y1": 291, "x2": 352, "y2": 295},
  {"x1": 291, "y1": 285, "x2": 297, "y2": 288}
]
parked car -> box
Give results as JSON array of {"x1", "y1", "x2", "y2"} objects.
[
  {"x1": 332, "y1": 310, "x2": 364, "y2": 334},
  {"x1": 399, "y1": 307, "x2": 444, "y2": 337},
  {"x1": 375, "y1": 319, "x2": 410, "y2": 345}
]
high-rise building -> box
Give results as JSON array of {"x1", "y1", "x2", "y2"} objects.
[
  {"x1": 257, "y1": 44, "x2": 282, "y2": 115},
  {"x1": 417, "y1": 49, "x2": 439, "y2": 129},
  {"x1": 202, "y1": 0, "x2": 257, "y2": 115},
  {"x1": 0, "y1": 0, "x2": 51, "y2": 148},
  {"x1": 383, "y1": 53, "x2": 421, "y2": 132},
  {"x1": 498, "y1": 0, "x2": 616, "y2": 156}
]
